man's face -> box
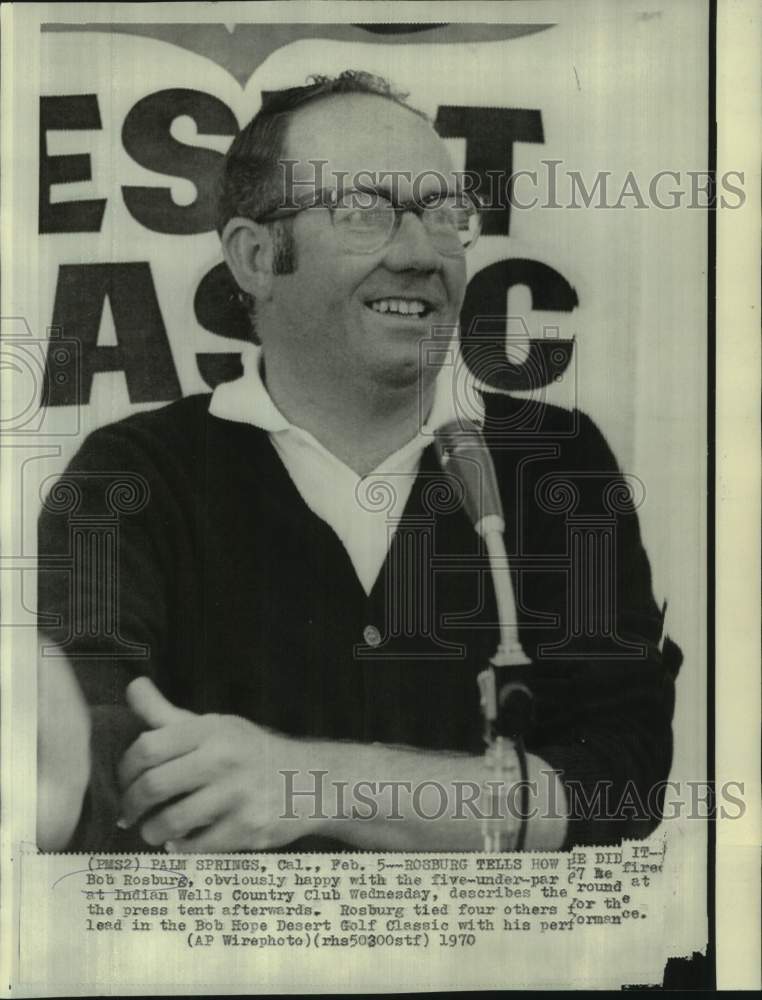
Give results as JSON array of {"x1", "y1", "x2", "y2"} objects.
[{"x1": 262, "y1": 94, "x2": 468, "y2": 391}]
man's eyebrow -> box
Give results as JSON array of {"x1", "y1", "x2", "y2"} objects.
[
  {"x1": 350, "y1": 181, "x2": 395, "y2": 199},
  {"x1": 350, "y1": 181, "x2": 456, "y2": 205}
]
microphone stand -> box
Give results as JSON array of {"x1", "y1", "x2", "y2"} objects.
[{"x1": 435, "y1": 422, "x2": 534, "y2": 852}]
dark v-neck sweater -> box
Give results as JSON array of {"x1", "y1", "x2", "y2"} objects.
[{"x1": 38, "y1": 391, "x2": 681, "y2": 850}]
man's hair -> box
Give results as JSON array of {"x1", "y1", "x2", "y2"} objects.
[{"x1": 216, "y1": 70, "x2": 429, "y2": 239}]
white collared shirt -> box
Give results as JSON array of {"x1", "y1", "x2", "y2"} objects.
[{"x1": 210, "y1": 343, "x2": 481, "y2": 595}]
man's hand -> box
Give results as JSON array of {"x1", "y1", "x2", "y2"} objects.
[
  {"x1": 119, "y1": 677, "x2": 568, "y2": 853},
  {"x1": 118, "y1": 678, "x2": 319, "y2": 851}
]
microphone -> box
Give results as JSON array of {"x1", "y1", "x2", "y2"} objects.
[
  {"x1": 434, "y1": 420, "x2": 531, "y2": 672},
  {"x1": 435, "y1": 420, "x2": 534, "y2": 851},
  {"x1": 433, "y1": 419, "x2": 505, "y2": 537}
]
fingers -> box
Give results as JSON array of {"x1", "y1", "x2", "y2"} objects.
[
  {"x1": 167, "y1": 814, "x2": 299, "y2": 853},
  {"x1": 120, "y1": 751, "x2": 206, "y2": 828},
  {"x1": 117, "y1": 709, "x2": 301, "y2": 850},
  {"x1": 139, "y1": 783, "x2": 230, "y2": 847},
  {"x1": 118, "y1": 721, "x2": 204, "y2": 789},
  {"x1": 166, "y1": 815, "x2": 258, "y2": 853},
  {"x1": 126, "y1": 677, "x2": 194, "y2": 729}
]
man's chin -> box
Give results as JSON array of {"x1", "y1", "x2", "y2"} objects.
[
  {"x1": 356, "y1": 313, "x2": 453, "y2": 390},
  {"x1": 375, "y1": 361, "x2": 423, "y2": 390},
  {"x1": 362, "y1": 334, "x2": 422, "y2": 379}
]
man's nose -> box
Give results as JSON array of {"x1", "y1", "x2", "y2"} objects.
[{"x1": 383, "y1": 211, "x2": 442, "y2": 272}]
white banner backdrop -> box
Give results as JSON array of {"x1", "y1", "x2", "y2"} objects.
[
  {"x1": 27, "y1": 3, "x2": 709, "y2": 790},
  {"x1": 4, "y1": 2, "x2": 715, "y2": 988}
]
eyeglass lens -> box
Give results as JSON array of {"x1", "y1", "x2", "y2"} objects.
[{"x1": 332, "y1": 194, "x2": 479, "y2": 255}]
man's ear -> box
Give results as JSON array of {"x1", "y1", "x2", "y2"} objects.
[{"x1": 221, "y1": 217, "x2": 275, "y2": 301}]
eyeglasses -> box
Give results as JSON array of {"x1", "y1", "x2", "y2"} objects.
[{"x1": 258, "y1": 185, "x2": 483, "y2": 256}]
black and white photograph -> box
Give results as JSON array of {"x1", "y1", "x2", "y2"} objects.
[{"x1": 1, "y1": 0, "x2": 759, "y2": 992}]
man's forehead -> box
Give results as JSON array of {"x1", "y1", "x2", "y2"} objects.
[{"x1": 282, "y1": 93, "x2": 454, "y2": 189}]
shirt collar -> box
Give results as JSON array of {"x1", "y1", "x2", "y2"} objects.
[
  {"x1": 209, "y1": 343, "x2": 290, "y2": 433},
  {"x1": 209, "y1": 342, "x2": 484, "y2": 440}
]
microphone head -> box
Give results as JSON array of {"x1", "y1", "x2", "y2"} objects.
[{"x1": 434, "y1": 420, "x2": 504, "y2": 530}]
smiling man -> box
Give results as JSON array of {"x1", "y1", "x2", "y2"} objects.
[{"x1": 37, "y1": 71, "x2": 679, "y2": 854}]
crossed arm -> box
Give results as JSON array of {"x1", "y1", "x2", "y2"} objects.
[{"x1": 37, "y1": 652, "x2": 568, "y2": 854}]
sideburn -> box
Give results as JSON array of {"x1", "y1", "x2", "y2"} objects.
[{"x1": 271, "y1": 220, "x2": 297, "y2": 275}]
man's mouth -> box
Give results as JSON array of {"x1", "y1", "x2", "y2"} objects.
[{"x1": 366, "y1": 297, "x2": 435, "y2": 319}]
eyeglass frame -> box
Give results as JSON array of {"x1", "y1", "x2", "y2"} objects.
[{"x1": 256, "y1": 183, "x2": 484, "y2": 256}]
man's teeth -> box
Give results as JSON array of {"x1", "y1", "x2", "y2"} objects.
[{"x1": 369, "y1": 298, "x2": 428, "y2": 316}]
